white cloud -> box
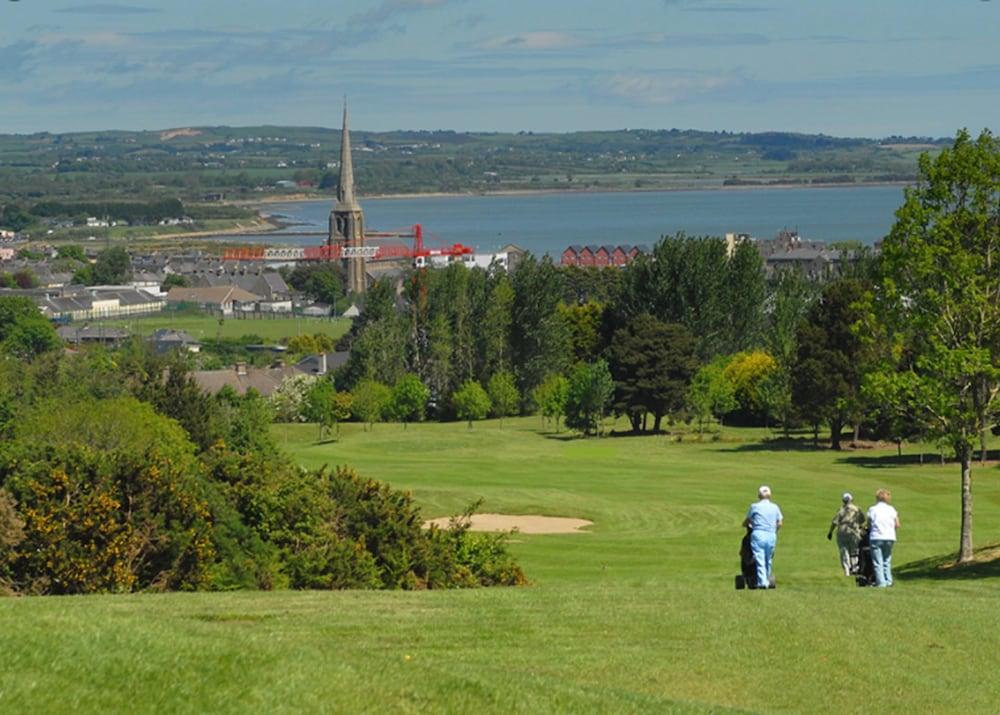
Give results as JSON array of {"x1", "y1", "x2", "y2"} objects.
[{"x1": 596, "y1": 73, "x2": 734, "y2": 105}]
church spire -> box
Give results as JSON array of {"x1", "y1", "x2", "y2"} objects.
[{"x1": 336, "y1": 99, "x2": 358, "y2": 209}]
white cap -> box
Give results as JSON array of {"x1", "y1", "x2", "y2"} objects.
[
  {"x1": 842, "y1": 492, "x2": 852, "y2": 502},
  {"x1": 758, "y1": 485, "x2": 771, "y2": 499}
]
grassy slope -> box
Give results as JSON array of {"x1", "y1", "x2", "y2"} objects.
[
  {"x1": 3, "y1": 418, "x2": 1000, "y2": 714},
  {"x1": 93, "y1": 314, "x2": 351, "y2": 342}
]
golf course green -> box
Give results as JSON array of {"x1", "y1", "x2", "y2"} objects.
[{"x1": 2, "y1": 418, "x2": 999, "y2": 713}]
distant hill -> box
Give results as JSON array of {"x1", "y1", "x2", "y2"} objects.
[{"x1": 0, "y1": 126, "x2": 946, "y2": 205}]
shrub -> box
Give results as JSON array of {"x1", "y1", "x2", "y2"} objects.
[{"x1": 0, "y1": 441, "x2": 215, "y2": 595}]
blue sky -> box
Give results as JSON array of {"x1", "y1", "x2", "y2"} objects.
[{"x1": 1, "y1": 0, "x2": 997, "y2": 136}]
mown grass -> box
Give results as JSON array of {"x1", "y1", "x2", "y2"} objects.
[
  {"x1": 92, "y1": 313, "x2": 351, "y2": 342},
  {"x1": 3, "y1": 418, "x2": 1000, "y2": 713}
]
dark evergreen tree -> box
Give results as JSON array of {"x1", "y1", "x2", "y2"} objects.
[
  {"x1": 792, "y1": 278, "x2": 867, "y2": 449},
  {"x1": 91, "y1": 246, "x2": 132, "y2": 285},
  {"x1": 608, "y1": 314, "x2": 698, "y2": 433}
]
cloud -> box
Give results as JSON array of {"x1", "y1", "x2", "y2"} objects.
[
  {"x1": 594, "y1": 72, "x2": 735, "y2": 105},
  {"x1": 54, "y1": 4, "x2": 160, "y2": 15},
  {"x1": 480, "y1": 31, "x2": 582, "y2": 51},
  {"x1": 349, "y1": 0, "x2": 458, "y2": 27}
]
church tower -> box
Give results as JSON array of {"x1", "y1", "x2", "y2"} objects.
[{"x1": 329, "y1": 101, "x2": 366, "y2": 294}]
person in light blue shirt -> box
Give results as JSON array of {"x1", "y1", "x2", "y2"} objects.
[{"x1": 742, "y1": 485, "x2": 784, "y2": 589}]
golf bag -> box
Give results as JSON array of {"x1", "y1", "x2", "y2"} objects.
[
  {"x1": 735, "y1": 528, "x2": 776, "y2": 590},
  {"x1": 854, "y1": 534, "x2": 876, "y2": 587}
]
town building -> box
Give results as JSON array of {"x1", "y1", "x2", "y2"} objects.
[
  {"x1": 150, "y1": 329, "x2": 201, "y2": 354},
  {"x1": 165, "y1": 285, "x2": 262, "y2": 315},
  {"x1": 561, "y1": 244, "x2": 649, "y2": 267}
]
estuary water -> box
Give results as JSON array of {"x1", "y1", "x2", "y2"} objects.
[{"x1": 236, "y1": 185, "x2": 906, "y2": 255}]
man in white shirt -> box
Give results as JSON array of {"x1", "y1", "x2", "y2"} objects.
[{"x1": 866, "y1": 489, "x2": 900, "y2": 587}]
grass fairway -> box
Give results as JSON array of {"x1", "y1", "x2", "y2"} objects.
[
  {"x1": 3, "y1": 419, "x2": 1000, "y2": 713},
  {"x1": 93, "y1": 313, "x2": 351, "y2": 342}
]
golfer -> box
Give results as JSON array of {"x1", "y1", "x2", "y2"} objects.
[
  {"x1": 867, "y1": 489, "x2": 900, "y2": 588},
  {"x1": 827, "y1": 492, "x2": 865, "y2": 576},
  {"x1": 743, "y1": 485, "x2": 783, "y2": 589}
]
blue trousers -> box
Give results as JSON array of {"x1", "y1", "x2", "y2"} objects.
[
  {"x1": 870, "y1": 539, "x2": 894, "y2": 587},
  {"x1": 750, "y1": 530, "x2": 776, "y2": 588}
]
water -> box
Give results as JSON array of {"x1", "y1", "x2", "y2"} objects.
[{"x1": 230, "y1": 186, "x2": 906, "y2": 255}]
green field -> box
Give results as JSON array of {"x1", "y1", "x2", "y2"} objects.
[
  {"x1": 3, "y1": 419, "x2": 1000, "y2": 713},
  {"x1": 95, "y1": 313, "x2": 351, "y2": 342}
]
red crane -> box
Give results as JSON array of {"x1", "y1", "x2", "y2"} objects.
[{"x1": 222, "y1": 224, "x2": 474, "y2": 265}]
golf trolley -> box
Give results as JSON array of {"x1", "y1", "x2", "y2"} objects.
[{"x1": 735, "y1": 527, "x2": 776, "y2": 590}]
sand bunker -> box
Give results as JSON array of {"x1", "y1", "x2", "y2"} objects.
[{"x1": 424, "y1": 513, "x2": 593, "y2": 534}]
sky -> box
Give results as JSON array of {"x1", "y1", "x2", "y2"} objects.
[{"x1": 0, "y1": 0, "x2": 997, "y2": 137}]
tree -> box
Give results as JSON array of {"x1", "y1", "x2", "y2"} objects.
[
  {"x1": 286, "y1": 333, "x2": 334, "y2": 358},
  {"x1": 351, "y1": 380, "x2": 391, "y2": 430},
  {"x1": 564, "y1": 360, "x2": 614, "y2": 437},
  {"x1": 688, "y1": 357, "x2": 738, "y2": 432},
  {"x1": 558, "y1": 301, "x2": 604, "y2": 363},
  {"x1": 225, "y1": 389, "x2": 277, "y2": 455},
  {"x1": 330, "y1": 391, "x2": 354, "y2": 436},
  {"x1": 452, "y1": 380, "x2": 491, "y2": 428},
  {"x1": 874, "y1": 129, "x2": 1000, "y2": 562},
  {"x1": 487, "y1": 371, "x2": 520, "y2": 427},
  {"x1": 608, "y1": 315, "x2": 698, "y2": 433},
  {"x1": 765, "y1": 268, "x2": 816, "y2": 435},
  {"x1": 724, "y1": 350, "x2": 779, "y2": 419},
  {"x1": 56, "y1": 245, "x2": 87, "y2": 262},
  {"x1": 0, "y1": 204, "x2": 33, "y2": 233},
  {"x1": 304, "y1": 379, "x2": 337, "y2": 440},
  {"x1": 792, "y1": 279, "x2": 867, "y2": 449},
  {"x1": 617, "y1": 235, "x2": 731, "y2": 359},
  {"x1": 162, "y1": 273, "x2": 189, "y2": 290},
  {"x1": 145, "y1": 355, "x2": 228, "y2": 451},
  {"x1": 390, "y1": 374, "x2": 430, "y2": 428},
  {"x1": 13, "y1": 269, "x2": 38, "y2": 289},
  {"x1": 0, "y1": 297, "x2": 60, "y2": 360},
  {"x1": 480, "y1": 275, "x2": 515, "y2": 378},
  {"x1": 286, "y1": 262, "x2": 344, "y2": 306},
  {"x1": 726, "y1": 240, "x2": 767, "y2": 352},
  {"x1": 511, "y1": 255, "x2": 571, "y2": 397},
  {"x1": 91, "y1": 246, "x2": 132, "y2": 285},
  {"x1": 339, "y1": 280, "x2": 406, "y2": 388},
  {"x1": 269, "y1": 374, "x2": 317, "y2": 423},
  {"x1": 532, "y1": 373, "x2": 569, "y2": 432}
]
